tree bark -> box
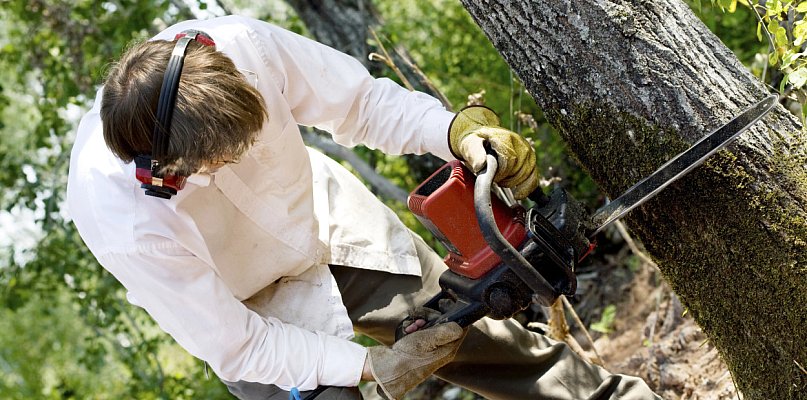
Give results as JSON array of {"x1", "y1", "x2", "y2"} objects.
[
  {"x1": 460, "y1": 1, "x2": 806, "y2": 398},
  {"x1": 283, "y1": 0, "x2": 378, "y2": 70}
]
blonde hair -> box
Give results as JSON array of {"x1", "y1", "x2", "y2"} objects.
[{"x1": 101, "y1": 39, "x2": 267, "y2": 176}]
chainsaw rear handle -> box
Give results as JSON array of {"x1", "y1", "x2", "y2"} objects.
[
  {"x1": 394, "y1": 291, "x2": 489, "y2": 340},
  {"x1": 475, "y1": 153, "x2": 557, "y2": 307}
]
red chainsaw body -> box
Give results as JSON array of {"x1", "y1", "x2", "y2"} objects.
[{"x1": 408, "y1": 161, "x2": 527, "y2": 279}]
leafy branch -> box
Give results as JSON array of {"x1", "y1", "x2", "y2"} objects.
[{"x1": 716, "y1": 0, "x2": 807, "y2": 121}]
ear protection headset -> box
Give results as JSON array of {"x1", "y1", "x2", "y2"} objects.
[{"x1": 135, "y1": 29, "x2": 216, "y2": 199}]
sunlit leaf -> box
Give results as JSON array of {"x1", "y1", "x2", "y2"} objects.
[
  {"x1": 771, "y1": 22, "x2": 789, "y2": 48},
  {"x1": 590, "y1": 304, "x2": 617, "y2": 334},
  {"x1": 767, "y1": 0, "x2": 784, "y2": 16},
  {"x1": 781, "y1": 49, "x2": 802, "y2": 68},
  {"x1": 788, "y1": 67, "x2": 807, "y2": 88},
  {"x1": 794, "y1": 20, "x2": 807, "y2": 46},
  {"x1": 757, "y1": 21, "x2": 763, "y2": 42}
]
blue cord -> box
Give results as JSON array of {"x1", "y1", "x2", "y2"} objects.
[{"x1": 289, "y1": 387, "x2": 302, "y2": 400}]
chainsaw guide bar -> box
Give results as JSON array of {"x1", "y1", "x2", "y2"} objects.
[{"x1": 588, "y1": 94, "x2": 778, "y2": 236}]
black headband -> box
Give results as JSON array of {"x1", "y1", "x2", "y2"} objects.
[{"x1": 135, "y1": 29, "x2": 216, "y2": 199}]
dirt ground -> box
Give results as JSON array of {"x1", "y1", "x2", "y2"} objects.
[
  {"x1": 544, "y1": 226, "x2": 740, "y2": 400},
  {"x1": 404, "y1": 226, "x2": 740, "y2": 400},
  {"x1": 586, "y1": 260, "x2": 739, "y2": 400}
]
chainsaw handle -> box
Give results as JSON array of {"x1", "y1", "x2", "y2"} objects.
[{"x1": 475, "y1": 154, "x2": 557, "y2": 306}]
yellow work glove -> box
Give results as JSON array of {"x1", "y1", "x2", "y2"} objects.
[
  {"x1": 368, "y1": 321, "x2": 466, "y2": 400},
  {"x1": 448, "y1": 106, "x2": 539, "y2": 199}
]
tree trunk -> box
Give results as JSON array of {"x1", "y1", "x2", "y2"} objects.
[
  {"x1": 460, "y1": 1, "x2": 806, "y2": 398},
  {"x1": 283, "y1": 0, "x2": 378, "y2": 70}
]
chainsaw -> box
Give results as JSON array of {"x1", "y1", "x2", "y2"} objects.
[{"x1": 399, "y1": 94, "x2": 777, "y2": 334}]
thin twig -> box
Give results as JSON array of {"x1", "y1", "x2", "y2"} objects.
[
  {"x1": 396, "y1": 49, "x2": 452, "y2": 109},
  {"x1": 748, "y1": 0, "x2": 774, "y2": 84},
  {"x1": 368, "y1": 28, "x2": 414, "y2": 91},
  {"x1": 367, "y1": 28, "x2": 453, "y2": 109},
  {"x1": 560, "y1": 295, "x2": 606, "y2": 368},
  {"x1": 614, "y1": 220, "x2": 657, "y2": 268},
  {"x1": 548, "y1": 297, "x2": 605, "y2": 367},
  {"x1": 795, "y1": 360, "x2": 807, "y2": 375}
]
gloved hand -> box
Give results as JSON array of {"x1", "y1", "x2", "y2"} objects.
[
  {"x1": 448, "y1": 106, "x2": 539, "y2": 199},
  {"x1": 367, "y1": 320, "x2": 466, "y2": 400}
]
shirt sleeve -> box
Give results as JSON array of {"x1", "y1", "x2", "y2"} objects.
[
  {"x1": 98, "y1": 243, "x2": 367, "y2": 390},
  {"x1": 243, "y1": 18, "x2": 456, "y2": 161}
]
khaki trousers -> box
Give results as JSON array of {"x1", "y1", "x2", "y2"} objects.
[{"x1": 224, "y1": 232, "x2": 661, "y2": 399}]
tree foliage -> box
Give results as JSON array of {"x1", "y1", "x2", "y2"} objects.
[
  {"x1": 0, "y1": 1, "x2": 229, "y2": 397},
  {"x1": 706, "y1": 0, "x2": 807, "y2": 120}
]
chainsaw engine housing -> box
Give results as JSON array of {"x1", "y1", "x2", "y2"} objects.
[{"x1": 407, "y1": 161, "x2": 584, "y2": 328}]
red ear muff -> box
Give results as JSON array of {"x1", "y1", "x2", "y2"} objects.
[
  {"x1": 135, "y1": 155, "x2": 188, "y2": 199},
  {"x1": 174, "y1": 31, "x2": 216, "y2": 47},
  {"x1": 136, "y1": 29, "x2": 215, "y2": 200}
]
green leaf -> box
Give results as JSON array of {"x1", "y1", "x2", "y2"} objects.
[
  {"x1": 768, "y1": 19, "x2": 780, "y2": 38},
  {"x1": 788, "y1": 67, "x2": 807, "y2": 88},
  {"x1": 758, "y1": 21, "x2": 764, "y2": 42},
  {"x1": 794, "y1": 20, "x2": 807, "y2": 46},
  {"x1": 797, "y1": 2, "x2": 807, "y2": 12},
  {"x1": 781, "y1": 49, "x2": 802, "y2": 68},
  {"x1": 590, "y1": 304, "x2": 617, "y2": 334},
  {"x1": 801, "y1": 101, "x2": 807, "y2": 126},
  {"x1": 767, "y1": 0, "x2": 784, "y2": 16},
  {"x1": 774, "y1": 26, "x2": 789, "y2": 48},
  {"x1": 780, "y1": 72, "x2": 789, "y2": 92}
]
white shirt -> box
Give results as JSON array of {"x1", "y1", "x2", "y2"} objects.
[{"x1": 66, "y1": 15, "x2": 454, "y2": 390}]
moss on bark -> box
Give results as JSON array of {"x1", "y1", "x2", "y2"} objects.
[{"x1": 551, "y1": 100, "x2": 807, "y2": 398}]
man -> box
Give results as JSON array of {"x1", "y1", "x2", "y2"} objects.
[{"x1": 67, "y1": 15, "x2": 660, "y2": 399}]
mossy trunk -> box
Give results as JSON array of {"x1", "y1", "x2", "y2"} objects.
[{"x1": 460, "y1": 0, "x2": 807, "y2": 398}]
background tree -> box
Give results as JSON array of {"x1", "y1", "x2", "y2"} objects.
[{"x1": 458, "y1": 0, "x2": 807, "y2": 398}]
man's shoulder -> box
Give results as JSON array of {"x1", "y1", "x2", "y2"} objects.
[
  {"x1": 67, "y1": 111, "x2": 139, "y2": 254},
  {"x1": 157, "y1": 15, "x2": 274, "y2": 41}
]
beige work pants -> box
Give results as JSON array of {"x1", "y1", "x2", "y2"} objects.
[
  {"x1": 224, "y1": 232, "x2": 661, "y2": 399},
  {"x1": 331, "y1": 232, "x2": 660, "y2": 400}
]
